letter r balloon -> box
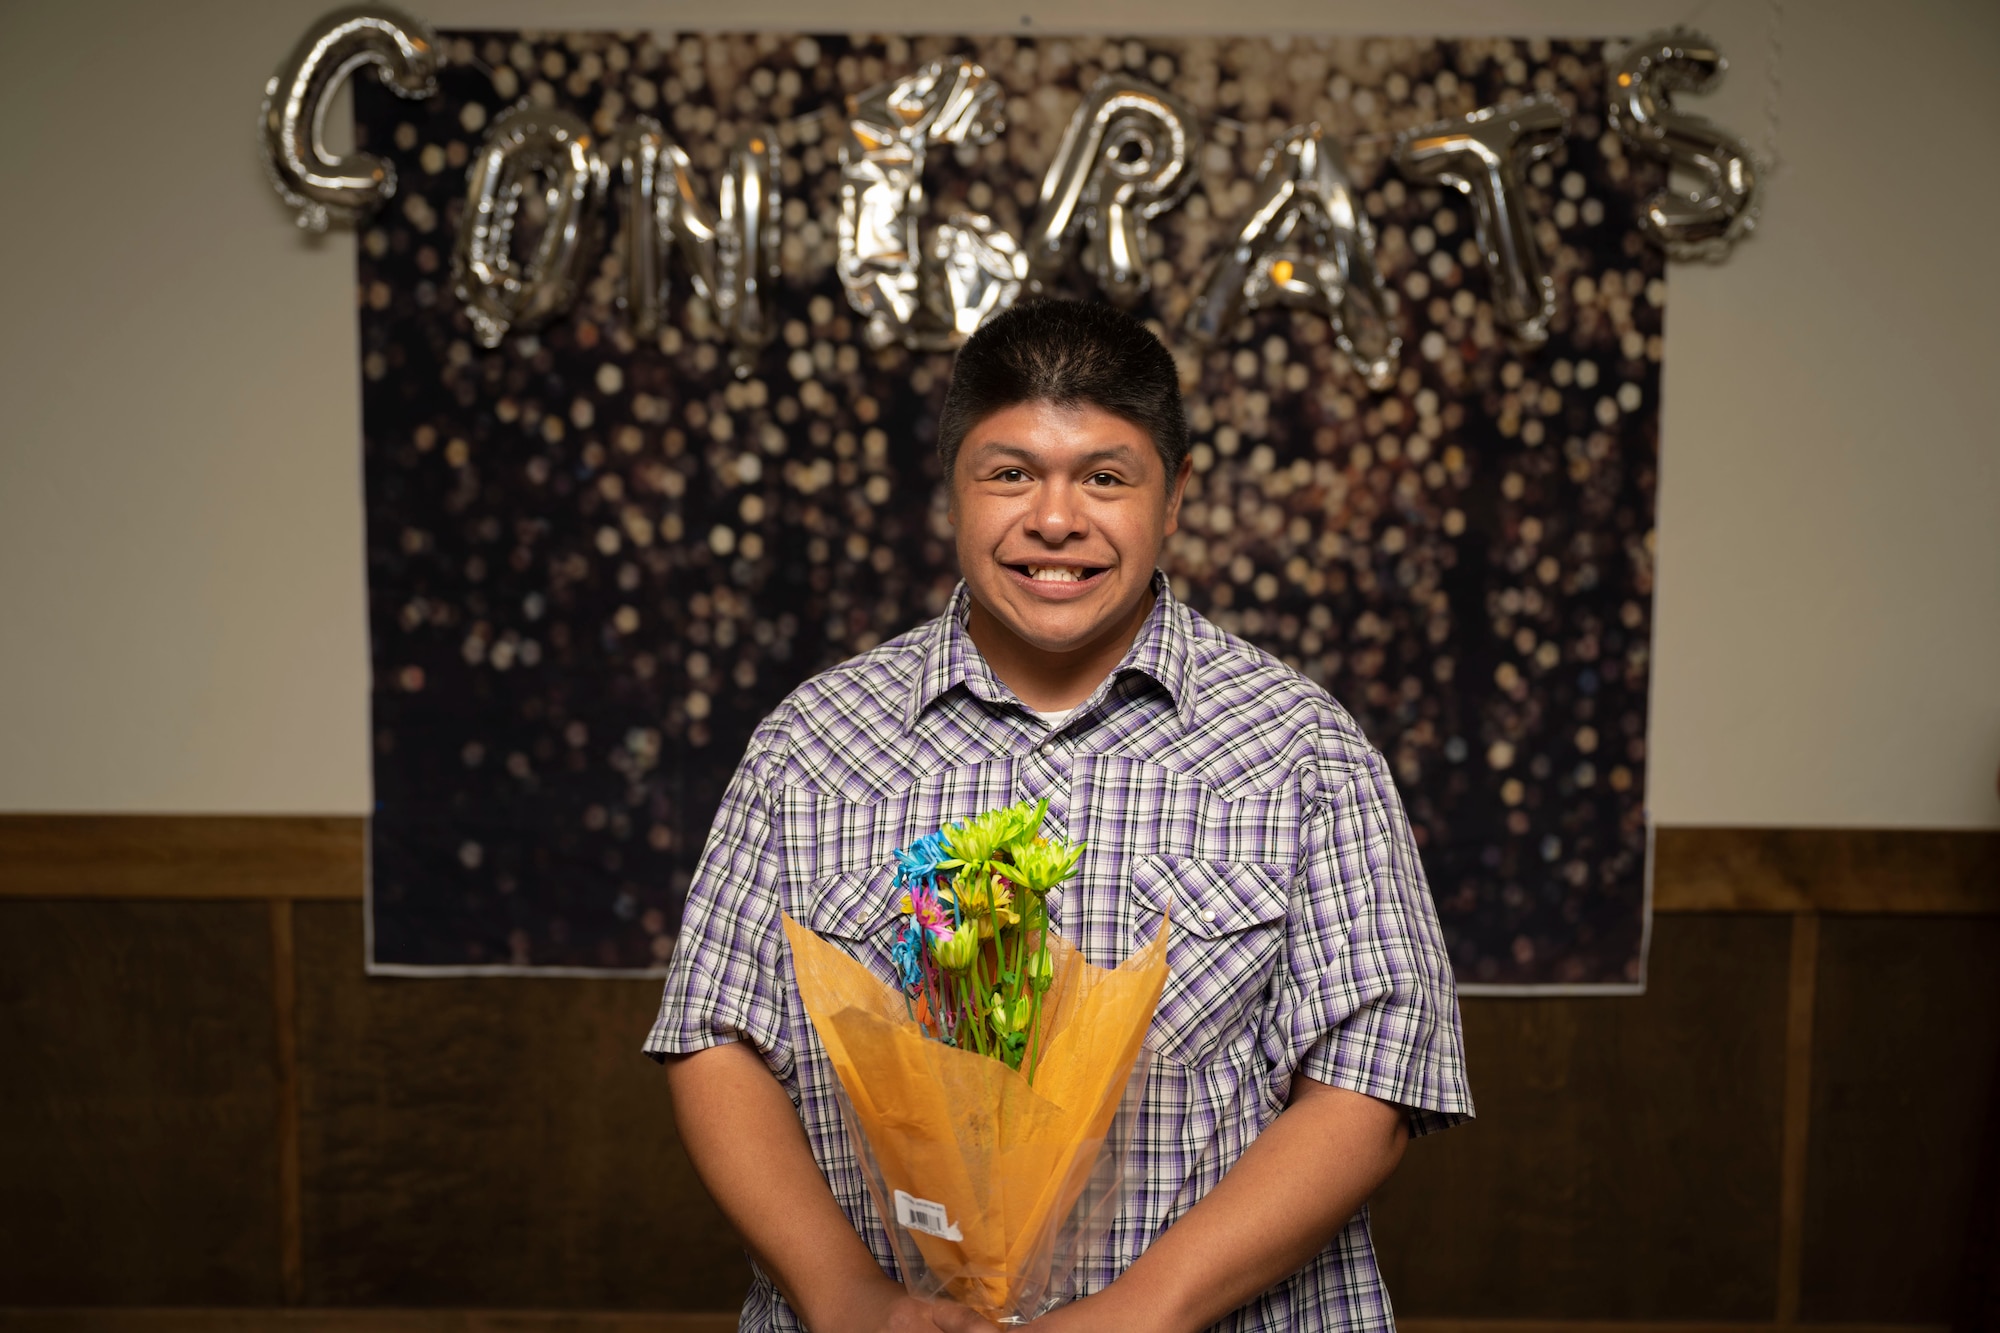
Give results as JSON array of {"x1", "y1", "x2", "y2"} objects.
[
  {"x1": 1026, "y1": 76, "x2": 1200, "y2": 307},
  {"x1": 1394, "y1": 98, "x2": 1569, "y2": 347}
]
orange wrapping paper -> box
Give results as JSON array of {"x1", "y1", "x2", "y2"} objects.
[{"x1": 783, "y1": 913, "x2": 1169, "y2": 1322}]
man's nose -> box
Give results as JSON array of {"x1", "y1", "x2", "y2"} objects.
[{"x1": 1025, "y1": 481, "x2": 1084, "y2": 542}]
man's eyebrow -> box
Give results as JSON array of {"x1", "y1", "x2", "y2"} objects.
[{"x1": 965, "y1": 441, "x2": 1145, "y2": 467}]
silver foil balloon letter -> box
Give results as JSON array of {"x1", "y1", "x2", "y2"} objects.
[
  {"x1": 1609, "y1": 29, "x2": 1761, "y2": 261},
  {"x1": 1188, "y1": 124, "x2": 1399, "y2": 390},
  {"x1": 1026, "y1": 76, "x2": 1200, "y2": 306},
  {"x1": 613, "y1": 118, "x2": 782, "y2": 369},
  {"x1": 452, "y1": 104, "x2": 608, "y2": 348},
  {"x1": 838, "y1": 59, "x2": 1020, "y2": 349},
  {"x1": 926, "y1": 214, "x2": 1027, "y2": 345},
  {"x1": 259, "y1": 7, "x2": 439, "y2": 232},
  {"x1": 1394, "y1": 98, "x2": 1569, "y2": 346}
]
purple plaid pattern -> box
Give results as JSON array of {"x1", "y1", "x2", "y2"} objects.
[{"x1": 647, "y1": 575, "x2": 1473, "y2": 1331}]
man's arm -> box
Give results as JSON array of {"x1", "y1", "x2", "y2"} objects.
[
  {"x1": 668, "y1": 1042, "x2": 990, "y2": 1333},
  {"x1": 1037, "y1": 1077, "x2": 1408, "y2": 1333}
]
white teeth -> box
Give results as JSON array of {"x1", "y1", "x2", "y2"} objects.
[{"x1": 1026, "y1": 566, "x2": 1084, "y2": 582}]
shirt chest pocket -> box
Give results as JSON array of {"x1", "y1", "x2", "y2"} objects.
[
  {"x1": 1131, "y1": 854, "x2": 1290, "y2": 1068},
  {"x1": 793, "y1": 863, "x2": 901, "y2": 976}
]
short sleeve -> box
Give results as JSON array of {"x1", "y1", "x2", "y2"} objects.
[
  {"x1": 1266, "y1": 749, "x2": 1474, "y2": 1137},
  {"x1": 643, "y1": 726, "x2": 794, "y2": 1082}
]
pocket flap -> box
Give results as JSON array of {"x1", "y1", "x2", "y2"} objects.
[
  {"x1": 799, "y1": 863, "x2": 900, "y2": 941},
  {"x1": 1132, "y1": 854, "x2": 1288, "y2": 940}
]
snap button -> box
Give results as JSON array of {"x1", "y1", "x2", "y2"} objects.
[{"x1": 1200, "y1": 909, "x2": 1218, "y2": 924}]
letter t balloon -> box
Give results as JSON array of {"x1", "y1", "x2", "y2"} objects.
[{"x1": 1394, "y1": 97, "x2": 1569, "y2": 346}]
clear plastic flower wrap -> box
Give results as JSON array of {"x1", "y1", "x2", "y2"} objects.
[{"x1": 783, "y1": 912, "x2": 1168, "y2": 1324}]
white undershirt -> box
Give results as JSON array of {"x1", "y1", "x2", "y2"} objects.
[{"x1": 1032, "y1": 707, "x2": 1075, "y2": 729}]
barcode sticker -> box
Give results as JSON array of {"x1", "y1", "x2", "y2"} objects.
[{"x1": 893, "y1": 1188, "x2": 963, "y2": 1241}]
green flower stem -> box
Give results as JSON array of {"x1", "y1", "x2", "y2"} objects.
[
  {"x1": 1023, "y1": 931, "x2": 1048, "y2": 1082},
  {"x1": 1024, "y1": 986, "x2": 1044, "y2": 1084},
  {"x1": 959, "y1": 972, "x2": 988, "y2": 1057},
  {"x1": 1006, "y1": 892, "x2": 1027, "y2": 986}
]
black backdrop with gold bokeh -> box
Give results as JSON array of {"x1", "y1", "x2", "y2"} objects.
[{"x1": 358, "y1": 32, "x2": 1662, "y2": 983}]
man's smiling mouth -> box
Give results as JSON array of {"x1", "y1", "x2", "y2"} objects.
[{"x1": 1008, "y1": 563, "x2": 1107, "y2": 585}]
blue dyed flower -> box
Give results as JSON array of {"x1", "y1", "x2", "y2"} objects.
[
  {"x1": 892, "y1": 830, "x2": 952, "y2": 890},
  {"x1": 888, "y1": 920, "x2": 926, "y2": 990}
]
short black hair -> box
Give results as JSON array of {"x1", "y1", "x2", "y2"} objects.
[{"x1": 936, "y1": 300, "x2": 1189, "y2": 483}]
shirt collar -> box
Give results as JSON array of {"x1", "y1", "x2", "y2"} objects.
[{"x1": 903, "y1": 572, "x2": 1197, "y2": 734}]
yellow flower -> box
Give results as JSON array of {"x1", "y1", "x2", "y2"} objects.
[{"x1": 945, "y1": 867, "x2": 1020, "y2": 937}]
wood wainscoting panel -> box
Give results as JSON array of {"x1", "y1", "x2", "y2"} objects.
[
  {"x1": 1799, "y1": 915, "x2": 2000, "y2": 1323},
  {"x1": 1369, "y1": 914, "x2": 1792, "y2": 1320},
  {"x1": 0, "y1": 1314, "x2": 739, "y2": 1332},
  {"x1": 5, "y1": 818, "x2": 1991, "y2": 916},
  {"x1": 1652, "y1": 827, "x2": 2000, "y2": 915},
  {"x1": 0, "y1": 816, "x2": 364, "y2": 901},
  {"x1": 291, "y1": 904, "x2": 753, "y2": 1311},
  {"x1": 0, "y1": 901, "x2": 285, "y2": 1305}
]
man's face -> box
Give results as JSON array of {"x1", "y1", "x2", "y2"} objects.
[{"x1": 948, "y1": 399, "x2": 1190, "y2": 655}]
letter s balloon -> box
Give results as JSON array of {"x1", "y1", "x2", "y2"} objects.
[{"x1": 1609, "y1": 29, "x2": 1761, "y2": 261}]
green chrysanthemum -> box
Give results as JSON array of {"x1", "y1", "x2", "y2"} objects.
[{"x1": 1003, "y1": 833, "x2": 1085, "y2": 896}]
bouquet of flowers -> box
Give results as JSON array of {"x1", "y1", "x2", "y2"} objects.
[{"x1": 783, "y1": 799, "x2": 1169, "y2": 1324}]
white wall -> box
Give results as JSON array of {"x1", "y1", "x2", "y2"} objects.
[{"x1": 1, "y1": 0, "x2": 1995, "y2": 826}]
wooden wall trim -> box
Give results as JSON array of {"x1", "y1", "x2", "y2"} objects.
[
  {"x1": 0, "y1": 817, "x2": 1995, "y2": 913},
  {"x1": 270, "y1": 901, "x2": 306, "y2": 1304},
  {"x1": 1651, "y1": 826, "x2": 2000, "y2": 914},
  {"x1": 1774, "y1": 912, "x2": 1820, "y2": 1322},
  {"x1": 0, "y1": 816, "x2": 364, "y2": 900},
  {"x1": 0, "y1": 1314, "x2": 737, "y2": 1332},
  {"x1": 1398, "y1": 1324, "x2": 1945, "y2": 1333},
  {"x1": 0, "y1": 1314, "x2": 1949, "y2": 1333}
]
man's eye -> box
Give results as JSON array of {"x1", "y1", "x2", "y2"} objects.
[
  {"x1": 1085, "y1": 472, "x2": 1121, "y2": 487},
  {"x1": 994, "y1": 468, "x2": 1029, "y2": 483}
]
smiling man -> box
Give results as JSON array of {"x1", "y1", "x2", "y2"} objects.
[{"x1": 649, "y1": 300, "x2": 1472, "y2": 1332}]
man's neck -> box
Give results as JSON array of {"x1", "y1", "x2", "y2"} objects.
[{"x1": 964, "y1": 585, "x2": 1156, "y2": 713}]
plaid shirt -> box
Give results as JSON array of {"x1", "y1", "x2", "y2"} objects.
[{"x1": 647, "y1": 575, "x2": 1473, "y2": 1331}]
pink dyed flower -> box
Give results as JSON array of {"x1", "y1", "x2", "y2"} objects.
[{"x1": 899, "y1": 881, "x2": 953, "y2": 942}]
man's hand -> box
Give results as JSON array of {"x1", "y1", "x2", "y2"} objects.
[
  {"x1": 669, "y1": 1044, "x2": 1403, "y2": 1333},
  {"x1": 928, "y1": 1303, "x2": 1002, "y2": 1333},
  {"x1": 1027, "y1": 1078, "x2": 1408, "y2": 1333}
]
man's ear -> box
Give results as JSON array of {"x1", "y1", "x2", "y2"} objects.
[{"x1": 1162, "y1": 454, "x2": 1194, "y2": 536}]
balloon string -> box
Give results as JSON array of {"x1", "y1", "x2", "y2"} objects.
[{"x1": 1760, "y1": 0, "x2": 1785, "y2": 177}]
